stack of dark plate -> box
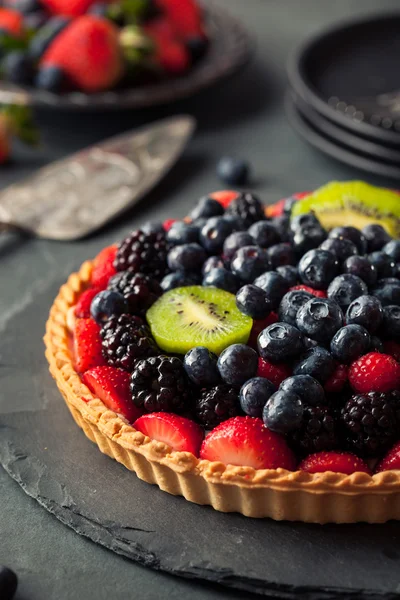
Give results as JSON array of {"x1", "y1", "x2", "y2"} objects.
[{"x1": 286, "y1": 13, "x2": 400, "y2": 180}]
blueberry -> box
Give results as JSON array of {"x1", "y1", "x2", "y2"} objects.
[
  {"x1": 372, "y1": 278, "x2": 400, "y2": 306},
  {"x1": 202, "y1": 256, "x2": 226, "y2": 275},
  {"x1": 35, "y1": 65, "x2": 64, "y2": 91},
  {"x1": 369, "y1": 335, "x2": 384, "y2": 353},
  {"x1": 28, "y1": 16, "x2": 71, "y2": 60},
  {"x1": 217, "y1": 344, "x2": 258, "y2": 386},
  {"x1": 2, "y1": 51, "x2": 33, "y2": 84},
  {"x1": 236, "y1": 284, "x2": 272, "y2": 319},
  {"x1": 166, "y1": 221, "x2": 199, "y2": 245},
  {"x1": 330, "y1": 324, "x2": 371, "y2": 364},
  {"x1": 293, "y1": 347, "x2": 335, "y2": 383},
  {"x1": 0, "y1": 565, "x2": 18, "y2": 600},
  {"x1": 253, "y1": 271, "x2": 289, "y2": 310},
  {"x1": 258, "y1": 322, "x2": 304, "y2": 362},
  {"x1": 230, "y1": 246, "x2": 271, "y2": 283},
  {"x1": 279, "y1": 374, "x2": 326, "y2": 406},
  {"x1": 362, "y1": 224, "x2": 392, "y2": 252},
  {"x1": 240, "y1": 376, "x2": 276, "y2": 417},
  {"x1": 303, "y1": 336, "x2": 318, "y2": 350},
  {"x1": 327, "y1": 274, "x2": 368, "y2": 311},
  {"x1": 278, "y1": 289, "x2": 314, "y2": 326},
  {"x1": 90, "y1": 291, "x2": 127, "y2": 324},
  {"x1": 190, "y1": 196, "x2": 224, "y2": 221},
  {"x1": 276, "y1": 265, "x2": 298, "y2": 287},
  {"x1": 161, "y1": 271, "x2": 200, "y2": 291},
  {"x1": 141, "y1": 221, "x2": 164, "y2": 235},
  {"x1": 223, "y1": 231, "x2": 253, "y2": 259},
  {"x1": 343, "y1": 255, "x2": 377, "y2": 287},
  {"x1": 345, "y1": 295, "x2": 383, "y2": 334},
  {"x1": 329, "y1": 226, "x2": 367, "y2": 255},
  {"x1": 263, "y1": 390, "x2": 304, "y2": 434},
  {"x1": 290, "y1": 213, "x2": 321, "y2": 233},
  {"x1": 298, "y1": 249, "x2": 339, "y2": 290},
  {"x1": 381, "y1": 305, "x2": 400, "y2": 340},
  {"x1": 320, "y1": 237, "x2": 358, "y2": 262},
  {"x1": 183, "y1": 347, "x2": 220, "y2": 387},
  {"x1": 272, "y1": 215, "x2": 291, "y2": 241},
  {"x1": 368, "y1": 251, "x2": 397, "y2": 278},
  {"x1": 296, "y1": 298, "x2": 344, "y2": 344},
  {"x1": 216, "y1": 156, "x2": 250, "y2": 186},
  {"x1": 248, "y1": 221, "x2": 281, "y2": 248},
  {"x1": 167, "y1": 243, "x2": 206, "y2": 272},
  {"x1": 222, "y1": 214, "x2": 246, "y2": 231},
  {"x1": 383, "y1": 240, "x2": 400, "y2": 262},
  {"x1": 266, "y1": 243, "x2": 296, "y2": 268},
  {"x1": 200, "y1": 217, "x2": 233, "y2": 254},
  {"x1": 202, "y1": 267, "x2": 240, "y2": 293},
  {"x1": 292, "y1": 225, "x2": 326, "y2": 255},
  {"x1": 186, "y1": 36, "x2": 209, "y2": 61}
]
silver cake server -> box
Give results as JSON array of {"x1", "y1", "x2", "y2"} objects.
[{"x1": 0, "y1": 115, "x2": 196, "y2": 240}]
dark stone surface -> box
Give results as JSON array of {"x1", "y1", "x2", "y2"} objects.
[{"x1": 2, "y1": 1, "x2": 400, "y2": 599}]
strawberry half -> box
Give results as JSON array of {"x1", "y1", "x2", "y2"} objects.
[
  {"x1": 257, "y1": 357, "x2": 291, "y2": 387},
  {"x1": 134, "y1": 413, "x2": 204, "y2": 456},
  {"x1": 74, "y1": 318, "x2": 105, "y2": 373},
  {"x1": 200, "y1": 416, "x2": 297, "y2": 470},
  {"x1": 289, "y1": 285, "x2": 327, "y2": 298},
  {"x1": 375, "y1": 441, "x2": 400, "y2": 472},
  {"x1": 299, "y1": 451, "x2": 371, "y2": 475},
  {"x1": 83, "y1": 366, "x2": 141, "y2": 423},
  {"x1": 74, "y1": 287, "x2": 102, "y2": 319},
  {"x1": 91, "y1": 244, "x2": 117, "y2": 289},
  {"x1": 209, "y1": 190, "x2": 240, "y2": 209}
]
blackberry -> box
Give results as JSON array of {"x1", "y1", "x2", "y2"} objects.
[
  {"x1": 114, "y1": 229, "x2": 169, "y2": 278},
  {"x1": 108, "y1": 271, "x2": 162, "y2": 317},
  {"x1": 130, "y1": 355, "x2": 192, "y2": 413},
  {"x1": 289, "y1": 404, "x2": 338, "y2": 456},
  {"x1": 341, "y1": 392, "x2": 399, "y2": 457},
  {"x1": 195, "y1": 384, "x2": 240, "y2": 429},
  {"x1": 101, "y1": 314, "x2": 158, "y2": 372},
  {"x1": 225, "y1": 192, "x2": 265, "y2": 228}
]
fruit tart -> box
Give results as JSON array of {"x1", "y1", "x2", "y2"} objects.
[{"x1": 45, "y1": 181, "x2": 400, "y2": 523}]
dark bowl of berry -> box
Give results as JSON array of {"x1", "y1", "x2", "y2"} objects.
[{"x1": 0, "y1": 0, "x2": 251, "y2": 110}]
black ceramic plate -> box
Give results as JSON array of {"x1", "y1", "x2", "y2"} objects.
[
  {"x1": 1, "y1": 4, "x2": 251, "y2": 111},
  {"x1": 285, "y1": 91, "x2": 400, "y2": 180},
  {"x1": 288, "y1": 12, "x2": 400, "y2": 146}
]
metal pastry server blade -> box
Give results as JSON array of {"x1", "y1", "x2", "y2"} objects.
[{"x1": 0, "y1": 115, "x2": 196, "y2": 240}]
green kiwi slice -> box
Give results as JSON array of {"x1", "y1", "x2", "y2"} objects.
[
  {"x1": 146, "y1": 286, "x2": 253, "y2": 355},
  {"x1": 291, "y1": 181, "x2": 400, "y2": 238}
]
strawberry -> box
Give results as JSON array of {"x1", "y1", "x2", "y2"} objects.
[
  {"x1": 74, "y1": 318, "x2": 105, "y2": 373},
  {"x1": 155, "y1": 0, "x2": 204, "y2": 40},
  {"x1": 91, "y1": 245, "x2": 117, "y2": 289},
  {"x1": 0, "y1": 8, "x2": 23, "y2": 36},
  {"x1": 74, "y1": 287, "x2": 102, "y2": 319},
  {"x1": 209, "y1": 190, "x2": 240, "y2": 209},
  {"x1": 289, "y1": 285, "x2": 327, "y2": 298},
  {"x1": 40, "y1": 0, "x2": 99, "y2": 17},
  {"x1": 383, "y1": 340, "x2": 400, "y2": 364},
  {"x1": 324, "y1": 363, "x2": 348, "y2": 394},
  {"x1": 163, "y1": 218, "x2": 177, "y2": 231},
  {"x1": 145, "y1": 17, "x2": 190, "y2": 74},
  {"x1": 299, "y1": 451, "x2": 371, "y2": 475},
  {"x1": 348, "y1": 352, "x2": 400, "y2": 394},
  {"x1": 41, "y1": 16, "x2": 123, "y2": 92},
  {"x1": 375, "y1": 441, "x2": 400, "y2": 472},
  {"x1": 133, "y1": 412, "x2": 204, "y2": 455},
  {"x1": 265, "y1": 191, "x2": 311, "y2": 218},
  {"x1": 248, "y1": 312, "x2": 278, "y2": 349},
  {"x1": 83, "y1": 365, "x2": 141, "y2": 422},
  {"x1": 257, "y1": 357, "x2": 292, "y2": 388},
  {"x1": 200, "y1": 416, "x2": 297, "y2": 470}
]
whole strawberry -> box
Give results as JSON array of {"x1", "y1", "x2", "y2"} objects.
[
  {"x1": 0, "y1": 8, "x2": 23, "y2": 37},
  {"x1": 41, "y1": 16, "x2": 124, "y2": 92},
  {"x1": 40, "y1": 0, "x2": 100, "y2": 17},
  {"x1": 155, "y1": 0, "x2": 204, "y2": 40}
]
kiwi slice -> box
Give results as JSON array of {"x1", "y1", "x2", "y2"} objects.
[
  {"x1": 146, "y1": 286, "x2": 253, "y2": 355},
  {"x1": 291, "y1": 181, "x2": 400, "y2": 238}
]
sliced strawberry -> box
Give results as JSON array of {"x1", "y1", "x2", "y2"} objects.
[
  {"x1": 200, "y1": 416, "x2": 297, "y2": 470},
  {"x1": 299, "y1": 451, "x2": 371, "y2": 475},
  {"x1": 324, "y1": 363, "x2": 348, "y2": 394},
  {"x1": 134, "y1": 412, "x2": 204, "y2": 456},
  {"x1": 74, "y1": 287, "x2": 102, "y2": 319},
  {"x1": 83, "y1": 366, "x2": 141, "y2": 423},
  {"x1": 74, "y1": 318, "x2": 105, "y2": 373},
  {"x1": 289, "y1": 285, "x2": 327, "y2": 298},
  {"x1": 163, "y1": 218, "x2": 177, "y2": 231},
  {"x1": 257, "y1": 357, "x2": 292, "y2": 387},
  {"x1": 375, "y1": 441, "x2": 400, "y2": 472},
  {"x1": 248, "y1": 312, "x2": 278, "y2": 349},
  {"x1": 91, "y1": 244, "x2": 117, "y2": 289},
  {"x1": 209, "y1": 190, "x2": 240, "y2": 209},
  {"x1": 383, "y1": 340, "x2": 400, "y2": 363}
]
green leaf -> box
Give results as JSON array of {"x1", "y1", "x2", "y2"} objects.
[{"x1": 107, "y1": 0, "x2": 151, "y2": 25}]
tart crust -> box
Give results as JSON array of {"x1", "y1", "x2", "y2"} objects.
[{"x1": 44, "y1": 260, "x2": 400, "y2": 523}]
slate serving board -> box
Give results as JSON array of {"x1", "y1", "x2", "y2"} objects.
[{"x1": 1, "y1": 281, "x2": 400, "y2": 599}]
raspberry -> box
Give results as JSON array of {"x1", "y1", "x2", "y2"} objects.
[
  {"x1": 324, "y1": 363, "x2": 348, "y2": 394},
  {"x1": 257, "y1": 357, "x2": 292, "y2": 388},
  {"x1": 130, "y1": 355, "x2": 192, "y2": 413},
  {"x1": 195, "y1": 385, "x2": 240, "y2": 429},
  {"x1": 341, "y1": 392, "x2": 399, "y2": 457},
  {"x1": 289, "y1": 285, "x2": 327, "y2": 298},
  {"x1": 348, "y1": 352, "x2": 400, "y2": 394},
  {"x1": 101, "y1": 314, "x2": 158, "y2": 372},
  {"x1": 288, "y1": 404, "x2": 338, "y2": 456},
  {"x1": 114, "y1": 229, "x2": 170, "y2": 278},
  {"x1": 108, "y1": 271, "x2": 162, "y2": 317},
  {"x1": 225, "y1": 191, "x2": 265, "y2": 228}
]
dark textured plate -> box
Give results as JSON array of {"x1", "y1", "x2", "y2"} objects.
[
  {"x1": 285, "y1": 91, "x2": 400, "y2": 180},
  {"x1": 288, "y1": 13, "x2": 400, "y2": 146},
  {"x1": 0, "y1": 4, "x2": 251, "y2": 111}
]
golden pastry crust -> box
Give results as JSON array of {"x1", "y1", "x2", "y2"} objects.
[{"x1": 44, "y1": 260, "x2": 400, "y2": 523}]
